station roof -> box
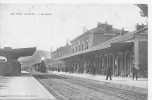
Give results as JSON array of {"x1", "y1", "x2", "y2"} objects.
[{"x1": 55, "y1": 27, "x2": 147, "y2": 60}]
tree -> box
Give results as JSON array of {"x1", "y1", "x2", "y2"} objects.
[{"x1": 136, "y1": 4, "x2": 148, "y2": 17}]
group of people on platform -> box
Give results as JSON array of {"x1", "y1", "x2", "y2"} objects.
[{"x1": 105, "y1": 65, "x2": 139, "y2": 80}]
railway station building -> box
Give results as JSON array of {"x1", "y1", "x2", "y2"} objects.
[{"x1": 49, "y1": 23, "x2": 148, "y2": 78}]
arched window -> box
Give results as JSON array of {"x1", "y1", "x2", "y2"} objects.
[
  {"x1": 81, "y1": 43, "x2": 84, "y2": 51},
  {"x1": 85, "y1": 41, "x2": 89, "y2": 49}
]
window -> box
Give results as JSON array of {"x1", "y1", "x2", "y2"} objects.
[
  {"x1": 78, "y1": 45, "x2": 81, "y2": 51},
  {"x1": 85, "y1": 41, "x2": 89, "y2": 50},
  {"x1": 75, "y1": 47, "x2": 77, "y2": 52},
  {"x1": 72, "y1": 48, "x2": 75, "y2": 53},
  {"x1": 81, "y1": 43, "x2": 84, "y2": 51}
]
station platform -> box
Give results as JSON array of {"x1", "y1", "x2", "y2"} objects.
[
  {"x1": 50, "y1": 71, "x2": 148, "y2": 92},
  {"x1": 0, "y1": 73, "x2": 56, "y2": 100}
]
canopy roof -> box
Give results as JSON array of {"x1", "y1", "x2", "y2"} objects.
[{"x1": 0, "y1": 47, "x2": 36, "y2": 59}]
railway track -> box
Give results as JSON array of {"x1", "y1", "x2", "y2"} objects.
[
  {"x1": 63, "y1": 76, "x2": 147, "y2": 100},
  {"x1": 33, "y1": 73, "x2": 147, "y2": 100}
]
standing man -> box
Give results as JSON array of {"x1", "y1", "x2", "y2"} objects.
[
  {"x1": 106, "y1": 66, "x2": 112, "y2": 80},
  {"x1": 132, "y1": 66, "x2": 139, "y2": 80},
  {"x1": 132, "y1": 56, "x2": 139, "y2": 80}
]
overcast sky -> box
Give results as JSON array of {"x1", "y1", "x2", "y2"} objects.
[{"x1": 0, "y1": 3, "x2": 145, "y2": 51}]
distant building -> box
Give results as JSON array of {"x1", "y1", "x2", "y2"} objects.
[
  {"x1": 51, "y1": 43, "x2": 72, "y2": 59},
  {"x1": 20, "y1": 50, "x2": 51, "y2": 72}
]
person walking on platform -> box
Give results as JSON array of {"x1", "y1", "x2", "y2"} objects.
[
  {"x1": 132, "y1": 56, "x2": 139, "y2": 80},
  {"x1": 132, "y1": 66, "x2": 139, "y2": 80},
  {"x1": 106, "y1": 67, "x2": 112, "y2": 80}
]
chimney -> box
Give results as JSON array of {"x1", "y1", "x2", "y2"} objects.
[{"x1": 83, "y1": 26, "x2": 88, "y2": 33}]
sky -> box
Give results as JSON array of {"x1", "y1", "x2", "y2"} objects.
[{"x1": 0, "y1": 3, "x2": 146, "y2": 51}]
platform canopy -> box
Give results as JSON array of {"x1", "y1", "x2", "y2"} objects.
[{"x1": 0, "y1": 47, "x2": 36, "y2": 59}]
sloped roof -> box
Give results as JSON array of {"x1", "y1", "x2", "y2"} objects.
[
  {"x1": 55, "y1": 27, "x2": 147, "y2": 60},
  {"x1": 71, "y1": 24, "x2": 122, "y2": 43}
]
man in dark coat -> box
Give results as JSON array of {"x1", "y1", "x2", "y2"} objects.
[
  {"x1": 132, "y1": 66, "x2": 138, "y2": 80},
  {"x1": 106, "y1": 67, "x2": 112, "y2": 80}
]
